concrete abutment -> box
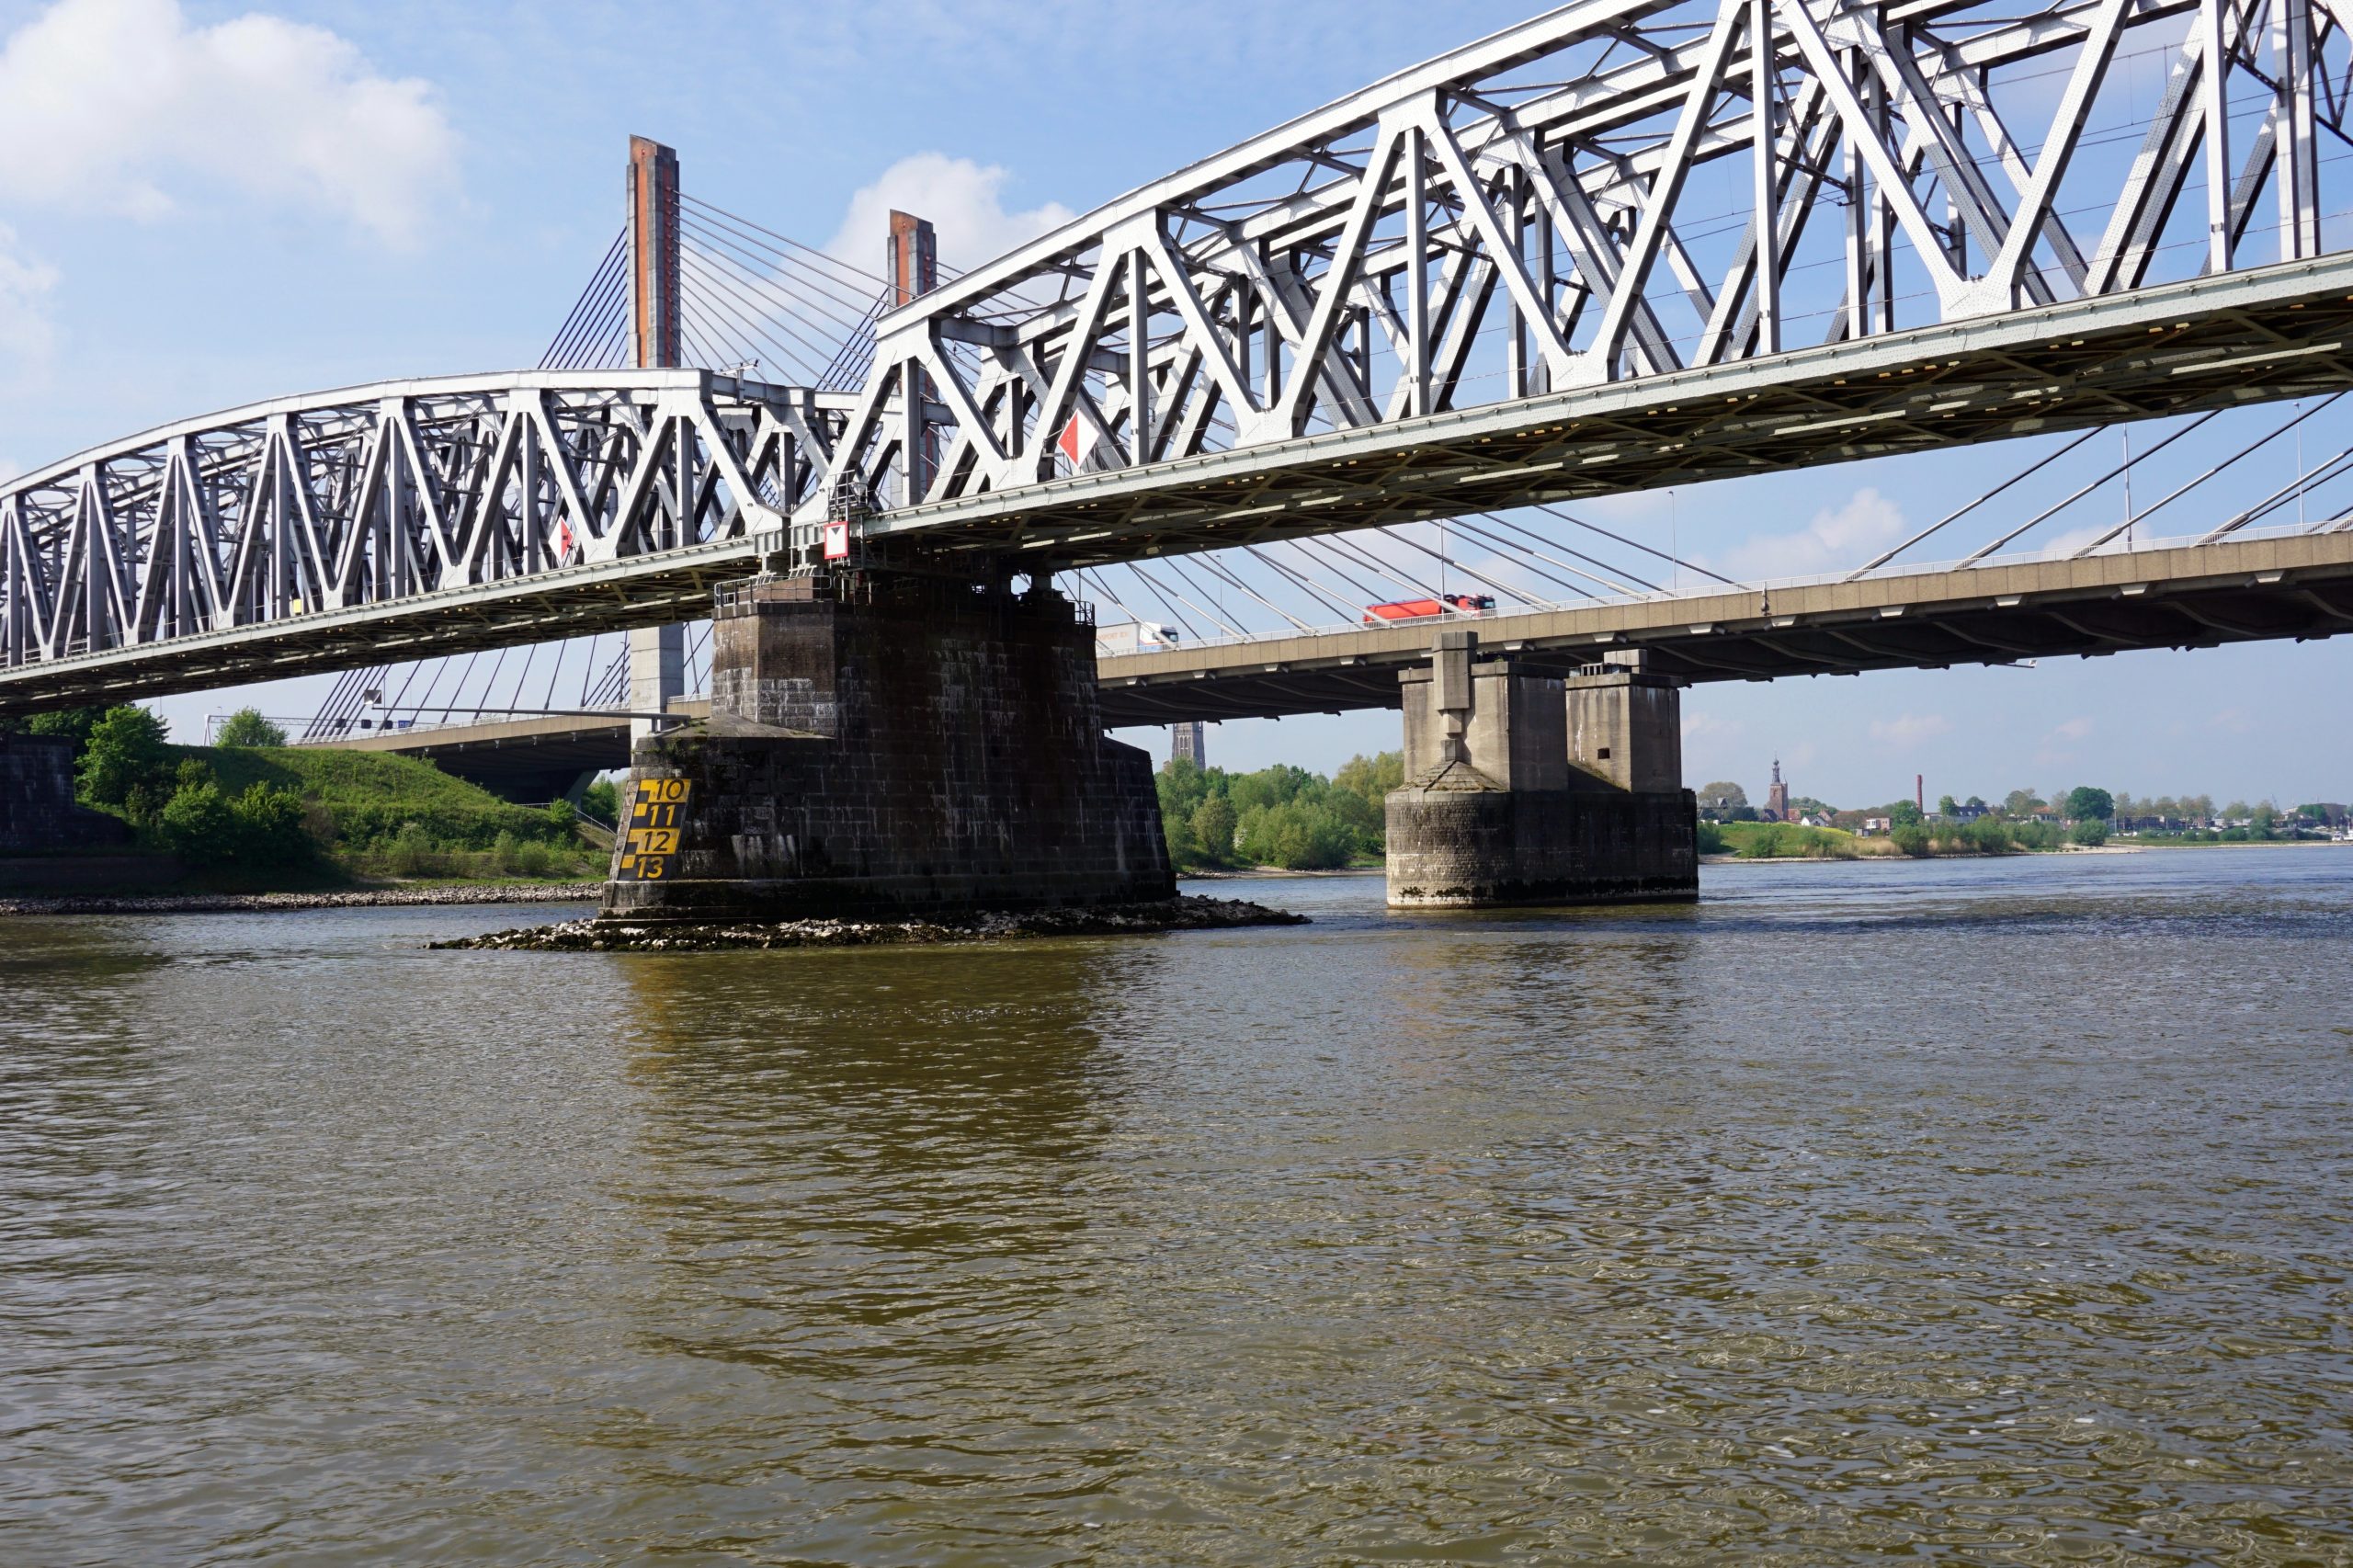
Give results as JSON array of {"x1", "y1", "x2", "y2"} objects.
[{"x1": 1384, "y1": 633, "x2": 1697, "y2": 908}]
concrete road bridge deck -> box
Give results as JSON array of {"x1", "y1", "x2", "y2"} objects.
[{"x1": 319, "y1": 522, "x2": 2353, "y2": 795}]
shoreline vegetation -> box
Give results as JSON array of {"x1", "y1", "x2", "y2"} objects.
[
  {"x1": 4, "y1": 704, "x2": 612, "y2": 897},
  {"x1": 1697, "y1": 780, "x2": 2348, "y2": 859}
]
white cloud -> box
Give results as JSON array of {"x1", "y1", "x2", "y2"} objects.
[
  {"x1": 1722, "y1": 487, "x2": 1906, "y2": 581},
  {"x1": 2051, "y1": 716, "x2": 2093, "y2": 742},
  {"x1": 1680, "y1": 711, "x2": 1744, "y2": 740},
  {"x1": 0, "y1": 223, "x2": 58, "y2": 378},
  {"x1": 1868, "y1": 712, "x2": 1954, "y2": 745},
  {"x1": 0, "y1": 0, "x2": 457, "y2": 244},
  {"x1": 825, "y1": 153, "x2": 1075, "y2": 275}
]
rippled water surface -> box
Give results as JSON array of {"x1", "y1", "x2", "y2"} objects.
[{"x1": 4, "y1": 849, "x2": 2351, "y2": 1564}]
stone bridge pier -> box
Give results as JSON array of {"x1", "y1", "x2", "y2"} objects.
[
  {"x1": 602, "y1": 571, "x2": 1173, "y2": 922},
  {"x1": 1383, "y1": 631, "x2": 1697, "y2": 908}
]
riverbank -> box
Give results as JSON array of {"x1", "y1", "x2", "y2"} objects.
[
  {"x1": 0, "y1": 882, "x2": 601, "y2": 917},
  {"x1": 435, "y1": 894, "x2": 1308, "y2": 951}
]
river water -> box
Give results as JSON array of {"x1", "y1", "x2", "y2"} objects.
[{"x1": 3, "y1": 848, "x2": 2349, "y2": 1564}]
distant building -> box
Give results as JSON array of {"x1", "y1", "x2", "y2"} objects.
[
  {"x1": 1764, "y1": 758, "x2": 1791, "y2": 823},
  {"x1": 1860, "y1": 816, "x2": 1893, "y2": 835},
  {"x1": 1171, "y1": 721, "x2": 1208, "y2": 769}
]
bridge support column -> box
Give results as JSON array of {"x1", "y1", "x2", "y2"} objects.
[
  {"x1": 1384, "y1": 636, "x2": 1696, "y2": 908},
  {"x1": 627, "y1": 622, "x2": 684, "y2": 747},
  {"x1": 601, "y1": 574, "x2": 1173, "y2": 922}
]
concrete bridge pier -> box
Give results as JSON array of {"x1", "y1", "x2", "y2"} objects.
[
  {"x1": 1383, "y1": 633, "x2": 1696, "y2": 908},
  {"x1": 600, "y1": 571, "x2": 1173, "y2": 922}
]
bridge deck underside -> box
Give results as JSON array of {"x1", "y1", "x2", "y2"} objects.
[
  {"x1": 1093, "y1": 532, "x2": 2353, "y2": 725},
  {"x1": 884, "y1": 258, "x2": 2353, "y2": 564}
]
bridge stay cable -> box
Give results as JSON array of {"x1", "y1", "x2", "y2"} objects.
[
  {"x1": 677, "y1": 213, "x2": 883, "y2": 340},
  {"x1": 1158, "y1": 558, "x2": 1256, "y2": 639},
  {"x1": 2071, "y1": 394, "x2": 2349, "y2": 556},
  {"x1": 1118, "y1": 564, "x2": 1210, "y2": 642},
  {"x1": 1961, "y1": 413, "x2": 2224, "y2": 566},
  {"x1": 1845, "y1": 428, "x2": 2107, "y2": 580},
  {"x1": 539, "y1": 227, "x2": 629, "y2": 369}
]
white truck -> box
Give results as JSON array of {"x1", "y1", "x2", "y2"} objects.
[{"x1": 1095, "y1": 621, "x2": 1182, "y2": 654}]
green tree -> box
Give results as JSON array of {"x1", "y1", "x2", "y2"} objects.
[
  {"x1": 1697, "y1": 780, "x2": 1749, "y2": 812},
  {"x1": 2070, "y1": 818, "x2": 2110, "y2": 846},
  {"x1": 232, "y1": 783, "x2": 310, "y2": 865},
  {"x1": 1936, "y1": 794, "x2": 1959, "y2": 818},
  {"x1": 77, "y1": 706, "x2": 176, "y2": 820},
  {"x1": 1333, "y1": 751, "x2": 1404, "y2": 803},
  {"x1": 1890, "y1": 799, "x2": 1924, "y2": 828},
  {"x1": 214, "y1": 708, "x2": 288, "y2": 747},
  {"x1": 2063, "y1": 786, "x2": 2114, "y2": 822},
  {"x1": 581, "y1": 777, "x2": 620, "y2": 824},
  {"x1": 1229, "y1": 763, "x2": 1318, "y2": 816},
  {"x1": 2250, "y1": 802, "x2": 2279, "y2": 836},
  {"x1": 1696, "y1": 819, "x2": 1727, "y2": 854},
  {"x1": 159, "y1": 778, "x2": 238, "y2": 863},
  {"x1": 1163, "y1": 808, "x2": 1201, "y2": 867},
  {"x1": 1235, "y1": 799, "x2": 1356, "y2": 869},
  {"x1": 6, "y1": 706, "x2": 108, "y2": 758},
  {"x1": 1891, "y1": 823, "x2": 1933, "y2": 857},
  {"x1": 1964, "y1": 815, "x2": 2015, "y2": 854},
  {"x1": 2003, "y1": 788, "x2": 2040, "y2": 818},
  {"x1": 1189, "y1": 795, "x2": 1237, "y2": 862}
]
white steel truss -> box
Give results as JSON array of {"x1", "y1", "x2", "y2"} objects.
[
  {"x1": 807, "y1": 0, "x2": 2353, "y2": 522},
  {"x1": 0, "y1": 372, "x2": 847, "y2": 669}
]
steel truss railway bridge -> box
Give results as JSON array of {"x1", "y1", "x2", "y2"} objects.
[{"x1": 9, "y1": 0, "x2": 2353, "y2": 726}]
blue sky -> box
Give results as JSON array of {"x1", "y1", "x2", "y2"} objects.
[{"x1": 2, "y1": 0, "x2": 2349, "y2": 811}]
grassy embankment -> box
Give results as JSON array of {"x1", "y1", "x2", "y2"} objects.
[
  {"x1": 11, "y1": 744, "x2": 610, "y2": 894},
  {"x1": 202, "y1": 746, "x2": 608, "y2": 884},
  {"x1": 1703, "y1": 821, "x2": 1880, "y2": 859}
]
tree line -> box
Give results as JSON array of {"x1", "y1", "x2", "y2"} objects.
[{"x1": 1156, "y1": 754, "x2": 1402, "y2": 870}]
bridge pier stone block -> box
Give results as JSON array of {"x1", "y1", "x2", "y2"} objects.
[
  {"x1": 1384, "y1": 638, "x2": 1696, "y2": 909},
  {"x1": 600, "y1": 574, "x2": 1173, "y2": 922}
]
